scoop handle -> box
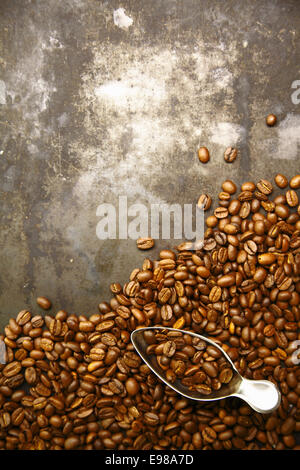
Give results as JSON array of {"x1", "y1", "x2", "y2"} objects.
[{"x1": 234, "y1": 378, "x2": 281, "y2": 414}]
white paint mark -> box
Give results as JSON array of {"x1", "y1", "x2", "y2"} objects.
[
  {"x1": 275, "y1": 113, "x2": 300, "y2": 159},
  {"x1": 113, "y1": 8, "x2": 133, "y2": 30},
  {"x1": 57, "y1": 112, "x2": 69, "y2": 127},
  {"x1": 94, "y1": 74, "x2": 167, "y2": 112},
  {"x1": 210, "y1": 122, "x2": 246, "y2": 147},
  {"x1": 243, "y1": 40, "x2": 248, "y2": 48},
  {"x1": 42, "y1": 32, "x2": 64, "y2": 50},
  {"x1": 212, "y1": 67, "x2": 233, "y2": 89},
  {"x1": 0, "y1": 80, "x2": 6, "y2": 104}
]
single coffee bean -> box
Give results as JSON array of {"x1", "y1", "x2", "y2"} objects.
[
  {"x1": 64, "y1": 436, "x2": 80, "y2": 450},
  {"x1": 197, "y1": 194, "x2": 212, "y2": 211},
  {"x1": 205, "y1": 215, "x2": 218, "y2": 228},
  {"x1": 258, "y1": 253, "x2": 277, "y2": 265},
  {"x1": 214, "y1": 207, "x2": 228, "y2": 219},
  {"x1": 222, "y1": 180, "x2": 237, "y2": 194},
  {"x1": 209, "y1": 286, "x2": 222, "y2": 302},
  {"x1": 217, "y1": 273, "x2": 236, "y2": 287},
  {"x1": 136, "y1": 237, "x2": 155, "y2": 250},
  {"x1": 256, "y1": 179, "x2": 273, "y2": 195},
  {"x1": 224, "y1": 147, "x2": 237, "y2": 163},
  {"x1": 3, "y1": 361, "x2": 22, "y2": 378},
  {"x1": 36, "y1": 297, "x2": 51, "y2": 310},
  {"x1": 286, "y1": 190, "x2": 298, "y2": 207},
  {"x1": 266, "y1": 113, "x2": 277, "y2": 126},
  {"x1": 290, "y1": 174, "x2": 300, "y2": 189},
  {"x1": 241, "y1": 181, "x2": 256, "y2": 192},
  {"x1": 198, "y1": 147, "x2": 210, "y2": 163},
  {"x1": 16, "y1": 310, "x2": 31, "y2": 326},
  {"x1": 202, "y1": 426, "x2": 217, "y2": 443},
  {"x1": 163, "y1": 341, "x2": 176, "y2": 357},
  {"x1": 274, "y1": 173, "x2": 288, "y2": 188}
]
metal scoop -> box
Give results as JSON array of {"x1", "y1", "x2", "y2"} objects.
[{"x1": 131, "y1": 326, "x2": 281, "y2": 414}]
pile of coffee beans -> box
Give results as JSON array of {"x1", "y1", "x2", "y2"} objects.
[
  {"x1": 143, "y1": 329, "x2": 233, "y2": 395},
  {"x1": 0, "y1": 174, "x2": 300, "y2": 450}
]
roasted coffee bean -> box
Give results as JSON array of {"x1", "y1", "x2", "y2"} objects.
[
  {"x1": 214, "y1": 207, "x2": 229, "y2": 219},
  {"x1": 266, "y1": 113, "x2": 277, "y2": 126},
  {"x1": 275, "y1": 173, "x2": 288, "y2": 189},
  {"x1": 36, "y1": 297, "x2": 51, "y2": 310},
  {"x1": 224, "y1": 147, "x2": 237, "y2": 163},
  {"x1": 256, "y1": 179, "x2": 273, "y2": 195},
  {"x1": 290, "y1": 175, "x2": 300, "y2": 189},
  {"x1": 222, "y1": 180, "x2": 237, "y2": 194},
  {"x1": 136, "y1": 237, "x2": 155, "y2": 250},
  {"x1": 16, "y1": 310, "x2": 31, "y2": 326},
  {"x1": 3, "y1": 361, "x2": 22, "y2": 378},
  {"x1": 198, "y1": 147, "x2": 210, "y2": 163},
  {"x1": 286, "y1": 190, "x2": 298, "y2": 207},
  {"x1": 198, "y1": 194, "x2": 212, "y2": 211}
]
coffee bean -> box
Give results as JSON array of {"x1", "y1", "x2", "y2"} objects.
[
  {"x1": 36, "y1": 297, "x2": 51, "y2": 310},
  {"x1": 16, "y1": 310, "x2": 31, "y2": 326},
  {"x1": 275, "y1": 174, "x2": 288, "y2": 189},
  {"x1": 136, "y1": 237, "x2": 155, "y2": 250},
  {"x1": 206, "y1": 215, "x2": 218, "y2": 227},
  {"x1": 217, "y1": 273, "x2": 236, "y2": 287},
  {"x1": 198, "y1": 147, "x2": 210, "y2": 163},
  {"x1": 3, "y1": 361, "x2": 22, "y2": 378},
  {"x1": 239, "y1": 201, "x2": 251, "y2": 219},
  {"x1": 286, "y1": 190, "x2": 298, "y2": 207},
  {"x1": 224, "y1": 147, "x2": 237, "y2": 163},
  {"x1": 290, "y1": 174, "x2": 300, "y2": 189},
  {"x1": 163, "y1": 341, "x2": 176, "y2": 357},
  {"x1": 64, "y1": 436, "x2": 80, "y2": 450},
  {"x1": 258, "y1": 253, "x2": 277, "y2": 265},
  {"x1": 244, "y1": 240, "x2": 257, "y2": 255},
  {"x1": 209, "y1": 286, "x2": 222, "y2": 302},
  {"x1": 222, "y1": 180, "x2": 237, "y2": 194},
  {"x1": 256, "y1": 179, "x2": 273, "y2": 195},
  {"x1": 197, "y1": 194, "x2": 212, "y2": 211},
  {"x1": 219, "y1": 368, "x2": 233, "y2": 384},
  {"x1": 266, "y1": 114, "x2": 277, "y2": 126},
  {"x1": 214, "y1": 207, "x2": 229, "y2": 219},
  {"x1": 202, "y1": 426, "x2": 217, "y2": 443}
]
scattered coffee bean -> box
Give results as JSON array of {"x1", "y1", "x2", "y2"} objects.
[
  {"x1": 224, "y1": 147, "x2": 237, "y2": 163},
  {"x1": 222, "y1": 180, "x2": 237, "y2": 195},
  {"x1": 197, "y1": 194, "x2": 212, "y2": 211},
  {"x1": 266, "y1": 114, "x2": 277, "y2": 127},
  {"x1": 256, "y1": 179, "x2": 273, "y2": 195},
  {"x1": 136, "y1": 237, "x2": 155, "y2": 250},
  {"x1": 275, "y1": 173, "x2": 288, "y2": 189},
  {"x1": 36, "y1": 297, "x2": 51, "y2": 310},
  {"x1": 198, "y1": 147, "x2": 210, "y2": 163},
  {"x1": 290, "y1": 175, "x2": 300, "y2": 189},
  {"x1": 286, "y1": 190, "x2": 298, "y2": 207}
]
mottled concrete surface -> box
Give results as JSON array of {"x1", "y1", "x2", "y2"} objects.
[{"x1": 0, "y1": 0, "x2": 300, "y2": 325}]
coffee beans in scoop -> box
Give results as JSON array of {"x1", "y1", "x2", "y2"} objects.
[{"x1": 144, "y1": 329, "x2": 233, "y2": 395}]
